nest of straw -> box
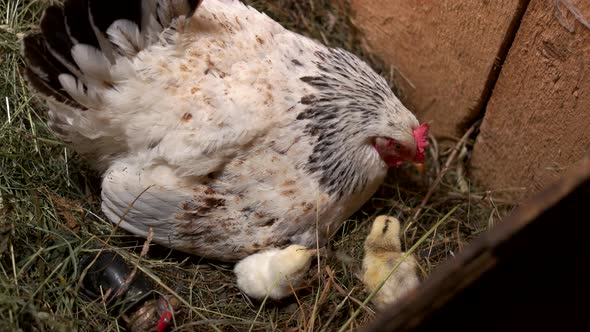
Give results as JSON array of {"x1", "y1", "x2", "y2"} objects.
[{"x1": 0, "y1": 1, "x2": 513, "y2": 330}]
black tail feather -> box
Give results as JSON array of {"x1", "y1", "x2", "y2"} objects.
[
  {"x1": 40, "y1": 6, "x2": 77, "y2": 69},
  {"x1": 63, "y1": 0, "x2": 100, "y2": 48},
  {"x1": 24, "y1": 0, "x2": 202, "y2": 108},
  {"x1": 88, "y1": 0, "x2": 142, "y2": 33},
  {"x1": 22, "y1": 35, "x2": 84, "y2": 109}
]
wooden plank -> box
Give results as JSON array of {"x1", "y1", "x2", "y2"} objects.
[
  {"x1": 361, "y1": 152, "x2": 590, "y2": 332},
  {"x1": 471, "y1": 0, "x2": 590, "y2": 200},
  {"x1": 350, "y1": 0, "x2": 526, "y2": 137}
]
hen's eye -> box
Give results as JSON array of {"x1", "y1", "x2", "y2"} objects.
[{"x1": 394, "y1": 143, "x2": 401, "y2": 150}]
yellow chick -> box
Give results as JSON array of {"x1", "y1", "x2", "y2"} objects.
[
  {"x1": 362, "y1": 215, "x2": 419, "y2": 310},
  {"x1": 234, "y1": 244, "x2": 317, "y2": 300}
]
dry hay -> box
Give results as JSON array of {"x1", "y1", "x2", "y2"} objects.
[{"x1": 0, "y1": 1, "x2": 513, "y2": 331}]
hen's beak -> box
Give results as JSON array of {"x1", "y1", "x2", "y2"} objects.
[{"x1": 411, "y1": 162, "x2": 425, "y2": 175}]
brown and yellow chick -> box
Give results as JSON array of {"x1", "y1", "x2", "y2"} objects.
[{"x1": 362, "y1": 215, "x2": 419, "y2": 310}]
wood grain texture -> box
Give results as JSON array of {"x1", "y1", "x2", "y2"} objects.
[
  {"x1": 471, "y1": 0, "x2": 590, "y2": 200},
  {"x1": 350, "y1": 0, "x2": 523, "y2": 137}
]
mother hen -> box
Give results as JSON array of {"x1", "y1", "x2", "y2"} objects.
[{"x1": 23, "y1": 0, "x2": 428, "y2": 261}]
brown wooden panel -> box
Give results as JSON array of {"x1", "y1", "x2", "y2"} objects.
[
  {"x1": 471, "y1": 0, "x2": 590, "y2": 200},
  {"x1": 350, "y1": 0, "x2": 525, "y2": 137}
]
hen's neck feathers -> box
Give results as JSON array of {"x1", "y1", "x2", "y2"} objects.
[{"x1": 297, "y1": 49, "x2": 395, "y2": 199}]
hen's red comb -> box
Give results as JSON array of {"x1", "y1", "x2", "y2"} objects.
[{"x1": 413, "y1": 123, "x2": 430, "y2": 162}]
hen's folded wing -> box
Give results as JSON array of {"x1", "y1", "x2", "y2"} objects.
[
  {"x1": 101, "y1": 158, "x2": 194, "y2": 248},
  {"x1": 100, "y1": 155, "x2": 283, "y2": 260}
]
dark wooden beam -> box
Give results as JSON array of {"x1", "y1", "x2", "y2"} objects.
[{"x1": 362, "y1": 153, "x2": 590, "y2": 332}]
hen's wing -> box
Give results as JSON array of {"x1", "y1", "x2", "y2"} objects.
[
  {"x1": 100, "y1": 150, "x2": 323, "y2": 261},
  {"x1": 100, "y1": 158, "x2": 201, "y2": 253}
]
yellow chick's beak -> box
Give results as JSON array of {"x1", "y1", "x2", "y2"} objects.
[
  {"x1": 305, "y1": 247, "x2": 328, "y2": 257},
  {"x1": 411, "y1": 162, "x2": 425, "y2": 175}
]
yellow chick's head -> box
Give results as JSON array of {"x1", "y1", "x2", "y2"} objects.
[
  {"x1": 365, "y1": 215, "x2": 402, "y2": 252},
  {"x1": 274, "y1": 244, "x2": 317, "y2": 277}
]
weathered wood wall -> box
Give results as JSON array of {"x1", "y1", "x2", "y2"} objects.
[
  {"x1": 470, "y1": 0, "x2": 590, "y2": 198},
  {"x1": 351, "y1": 0, "x2": 590, "y2": 200},
  {"x1": 350, "y1": 0, "x2": 526, "y2": 138}
]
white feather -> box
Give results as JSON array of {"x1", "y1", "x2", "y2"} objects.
[
  {"x1": 107, "y1": 20, "x2": 144, "y2": 57},
  {"x1": 70, "y1": 44, "x2": 113, "y2": 85},
  {"x1": 101, "y1": 157, "x2": 194, "y2": 248},
  {"x1": 58, "y1": 74, "x2": 102, "y2": 109}
]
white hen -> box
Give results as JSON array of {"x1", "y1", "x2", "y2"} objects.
[{"x1": 22, "y1": 0, "x2": 429, "y2": 262}]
